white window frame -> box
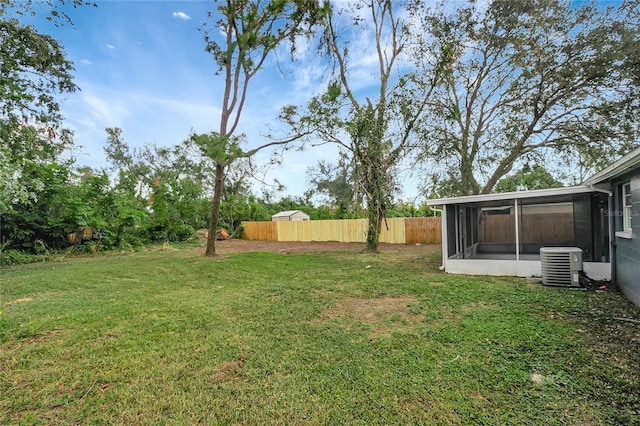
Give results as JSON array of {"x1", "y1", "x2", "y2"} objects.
[{"x1": 623, "y1": 182, "x2": 632, "y2": 232}]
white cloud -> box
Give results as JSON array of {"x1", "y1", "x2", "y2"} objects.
[
  {"x1": 80, "y1": 59, "x2": 93, "y2": 65},
  {"x1": 106, "y1": 43, "x2": 115, "y2": 49},
  {"x1": 82, "y1": 93, "x2": 125, "y2": 125},
  {"x1": 62, "y1": 82, "x2": 222, "y2": 164},
  {"x1": 172, "y1": 11, "x2": 191, "y2": 21}
]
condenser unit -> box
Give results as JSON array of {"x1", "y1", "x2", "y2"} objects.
[{"x1": 540, "y1": 247, "x2": 583, "y2": 287}]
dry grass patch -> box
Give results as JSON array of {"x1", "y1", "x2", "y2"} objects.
[
  {"x1": 4, "y1": 298, "x2": 34, "y2": 306},
  {"x1": 317, "y1": 295, "x2": 426, "y2": 341},
  {"x1": 460, "y1": 301, "x2": 496, "y2": 312},
  {"x1": 211, "y1": 353, "x2": 248, "y2": 383},
  {"x1": 320, "y1": 295, "x2": 422, "y2": 323}
]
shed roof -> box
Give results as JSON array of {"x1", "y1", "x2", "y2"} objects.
[{"x1": 271, "y1": 210, "x2": 309, "y2": 218}]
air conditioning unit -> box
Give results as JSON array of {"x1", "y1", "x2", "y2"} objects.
[{"x1": 540, "y1": 247, "x2": 583, "y2": 287}]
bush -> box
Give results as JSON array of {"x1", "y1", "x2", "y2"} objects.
[
  {"x1": 167, "y1": 224, "x2": 196, "y2": 242},
  {"x1": 0, "y1": 249, "x2": 42, "y2": 266}
]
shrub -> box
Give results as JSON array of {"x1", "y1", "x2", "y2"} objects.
[{"x1": 0, "y1": 249, "x2": 41, "y2": 266}]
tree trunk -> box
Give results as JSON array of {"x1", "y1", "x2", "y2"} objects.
[
  {"x1": 364, "y1": 164, "x2": 384, "y2": 253},
  {"x1": 205, "y1": 164, "x2": 225, "y2": 257},
  {"x1": 365, "y1": 206, "x2": 381, "y2": 253}
]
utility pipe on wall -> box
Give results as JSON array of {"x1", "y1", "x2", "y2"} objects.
[{"x1": 514, "y1": 198, "x2": 520, "y2": 261}]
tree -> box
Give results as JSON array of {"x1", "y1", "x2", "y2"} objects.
[
  {"x1": 417, "y1": 0, "x2": 640, "y2": 197},
  {"x1": 305, "y1": 151, "x2": 361, "y2": 217},
  {"x1": 198, "y1": 0, "x2": 326, "y2": 256},
  {"x1": 297, "y1": 0, "x2": 443, "y2": 252},
  {"x1": 0, "y1": 0, "x2": 93, "y2": 214},
  {"x1": 1, "y1": 161, "x2": 74, "y2": 251},
  {"x1": 495, "y1": 164, "x2": 563, "y2": 193},
  {"x1": 104, "y1": 128, "x2": 218, "y2": 243}
]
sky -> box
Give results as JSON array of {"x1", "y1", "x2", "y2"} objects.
[{"x1": 26, "y1": 0, "x2": 423, "y2": 202}]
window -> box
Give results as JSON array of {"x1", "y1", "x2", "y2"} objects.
[{"x1": 623, "y1": 182, "x2": 632, "y2": 232}]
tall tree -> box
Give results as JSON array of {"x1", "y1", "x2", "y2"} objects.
[
  {"x1": 104, "y1": 128, "x2": 220, "y2": 242},
  {"x1": 297, "y1": 0, "x2": 443, "y2": 252},
  {"x1": 0, "y1": 1, "x2": 96, "y2": 214},
  {"x1": 416, "y1": 0, "x2": 640, "y2": 197},
  {"x1": 198, "y1": 0, "x2": 326, "y2": 256},
  {"x1": 0, "y1": 0, "x2": 90, "y2": 213}
]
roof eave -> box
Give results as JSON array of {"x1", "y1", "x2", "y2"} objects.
[
  {"x1": 425, "y1": 185, "x2": 594, "y2": 206},
  {"x1": 584, "y1": 147, "x2": 640, "y2": 186}
]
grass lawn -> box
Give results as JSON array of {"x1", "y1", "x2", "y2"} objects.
[{"x1": 1, "y1": 243, "x2": 639, "y2": 425}]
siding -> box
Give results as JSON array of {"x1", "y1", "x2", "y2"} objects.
[{"x1": 614, "y1": 173, "x2": 640, "y2": 308}]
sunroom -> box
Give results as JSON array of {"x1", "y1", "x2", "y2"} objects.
[{"x1": 426, "y1": 186, "x2": 611, "y2": 280}]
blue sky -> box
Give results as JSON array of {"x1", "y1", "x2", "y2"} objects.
[
  {"x1": 30, "y1": 0, "x2": 388, "y2": 200},
  {"x1": 24, "y1": 0, "x2": 427, "y2": 201}
]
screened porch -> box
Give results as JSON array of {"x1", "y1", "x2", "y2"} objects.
[{"x1": 429, "y1": 186, "x2": 612, "y2": 279}]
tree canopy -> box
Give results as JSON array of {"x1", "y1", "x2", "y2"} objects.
[
  {"x1": 416, "y1": 0, "x2": 640, "y2": 197},
  {"x1": 294, "y1": 0, "x2": 445, "y2": 251},
  {"x1": 4, "y1": 0, "x2": 640, "y2": 260},
  {"x1": 0, "y1": 0, "x2": 87, "y2": 213},
  {"x1": 495, "y1": 164, "x2": 563, "y2": 193},
  {"x1": 198, "y1": 0, "x2": 327, "y2": 256}
]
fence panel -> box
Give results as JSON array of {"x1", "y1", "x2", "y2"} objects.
[
  {"x1": 479, "y1": 213, "x2": 574, "y2": 243},
  {"x1": 379, "y1": 218, "x2": 407, "y2": 244},
  {"x1": 241, "y1": 217, "x2": 443, "y2": 244},
  {"x1": 277, "y1": 219, "x2": 370, "y2": 242},
  {"x1": 404, "y1": 217, "x2": 442, "y2": 244},
  {"x1": 277, "y1": 221, "x2": 305, "y2": 241},
  {"x1": 241, "y1": 221, "x2": 277, "y2": 240},
  {"x1": 479, "y1": 215, "x2": 515, "y2": 243},
  {"x1": 520, "y1": 213, "x2": 574, "y2": 243}
]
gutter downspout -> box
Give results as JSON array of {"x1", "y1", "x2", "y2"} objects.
[
  {"x1": 514, "y1": 198, "x2": 520, "y2": 261},
  {"x1": 430, "y1": 206, "x2": 446, "y2": 271},
  {"x1": 430, "y1": 207, "x2": 443, "y2": 215},
  {"x1": 588, "y1": 185, "x2": 615, "y2": 283}
]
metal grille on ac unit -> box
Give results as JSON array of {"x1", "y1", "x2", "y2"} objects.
[{"x1": 540, "y1": 247, "x2": 583, "y2": 287}]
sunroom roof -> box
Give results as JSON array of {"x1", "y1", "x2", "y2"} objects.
[{"x1": 425, "y1": 185, "x2": 595, "y2": 206}]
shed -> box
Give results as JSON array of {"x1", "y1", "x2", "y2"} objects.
[
  {"x1": 426, "y1": 146, "x2": 640, "y2": 309},
  {"x1": 271, "y1": 210, "x2": 310, "y2": 222}
]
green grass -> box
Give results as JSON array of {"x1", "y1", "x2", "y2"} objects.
[{"x1": 1, "y1": 245, "x2": 639, "y2": 425}]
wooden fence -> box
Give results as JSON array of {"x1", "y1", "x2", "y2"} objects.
[
  {"x1": 241, "y1": 217, "x2": 441, "y2": 244},
  {"x1": 479, "y1": 213, "x2": 574, "y2": 243}
]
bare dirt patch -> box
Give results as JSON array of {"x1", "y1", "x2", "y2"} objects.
[
  {"x1": 212, "y1": 239, "x2": 440, "y2": 257},
  {"x1": 321, "y1": 295, "x2": 420, "y2": 323},
  {"x1": 211, "y1": 353, "x2": 248, "y2": 383}
]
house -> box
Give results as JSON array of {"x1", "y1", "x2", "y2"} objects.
[
  {"x1": 584, "y1": 148, "x2": 640, "y2": 307},
  {"x1": 271, "y1": 210, "x2": 310, "y2": 222},
  {"x1": 426, "y1": 147, "x2": 640, "y2": 308}
]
